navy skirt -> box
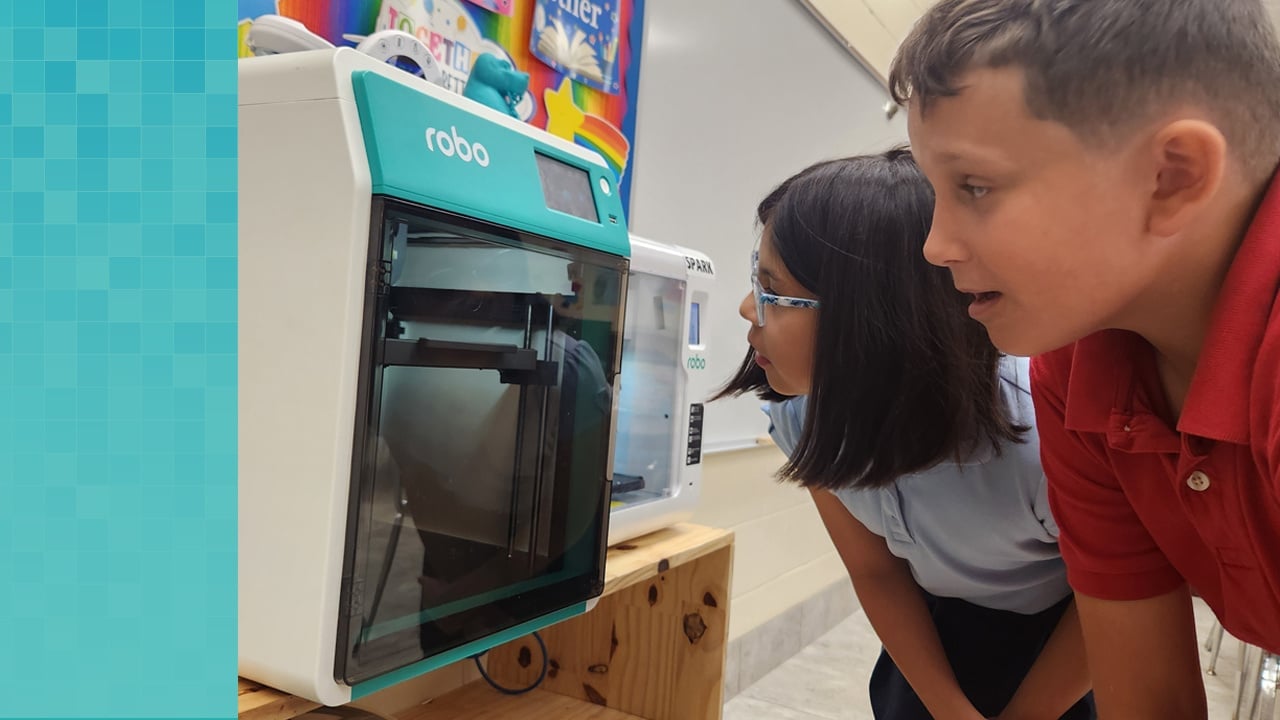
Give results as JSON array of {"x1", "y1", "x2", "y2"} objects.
[{"x1": 868, "y1": 592, "x2": 1096, "y2": 720}]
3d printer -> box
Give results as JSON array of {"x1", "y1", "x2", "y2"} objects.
[
  {"x1": 238, "y1": 48, "x2": 629, "y2": 705},
  {"x1": 609, "y1": 236, "x2": 715, "y2": 545}
]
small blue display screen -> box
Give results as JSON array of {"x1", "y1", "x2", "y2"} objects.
[
  {"x1": 535, "y1": 152, "x2": 598, "y2": 223},
  {"x1": 689, "y1": 302, "x2": 700, "y2": 345}
]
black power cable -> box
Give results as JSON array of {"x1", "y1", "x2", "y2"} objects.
[{"x1": 470, "y1": 631, "x2": 549, "y2": 696}]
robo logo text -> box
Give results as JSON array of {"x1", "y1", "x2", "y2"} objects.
[{"x1": 425, "y1": 126, "x2": 490, "y2": 167}]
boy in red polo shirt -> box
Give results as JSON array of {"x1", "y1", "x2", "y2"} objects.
[{"x1": 889, "y1": 0, "x2": 1280, "y2": 717}]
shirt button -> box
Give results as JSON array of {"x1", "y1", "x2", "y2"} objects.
[{"x1": 1186, "y1": 470, "x2": 1211, "y2": 492}]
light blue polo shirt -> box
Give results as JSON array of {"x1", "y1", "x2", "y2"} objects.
[{"x1": 767, "y1": 355, "x2": 1070, "y2": 614}]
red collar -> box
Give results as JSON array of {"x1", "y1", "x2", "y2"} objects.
[{"x1": 1063, "y1": 171, "x2": 1280, "y2": 445}]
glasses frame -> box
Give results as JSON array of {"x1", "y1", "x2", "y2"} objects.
[{"x1": 750, "y1": 250, "x2": 820, "y2": 327}]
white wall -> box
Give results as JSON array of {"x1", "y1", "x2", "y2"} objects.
[
  {"x1": 625, "y1": 0, "x2": 908, "y2": 641},
  {"x1": 795, "y1": 0, "x2": 931, "y2": 84},
  {"x1": 626, "y1": 0, "x2": 908, "y2": 452}
]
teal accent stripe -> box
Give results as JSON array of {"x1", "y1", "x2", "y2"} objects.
[
  {"x1": 350, "y1": 70, "x2": 630, "y2": 259},
  {"x1": 360, "y1": 568, "x2": 572, "y2": 643},
  {"x1": 350, "y1": 602, "x2": 588, "y2": 699}
]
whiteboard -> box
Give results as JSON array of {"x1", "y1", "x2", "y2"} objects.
[{"x1": 626, "y1": 0, "x2": 909, "y2": 453}]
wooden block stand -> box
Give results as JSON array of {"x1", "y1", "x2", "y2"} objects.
[{"x1": 239, "y1": 523, "x2": 734, "y2": 720}]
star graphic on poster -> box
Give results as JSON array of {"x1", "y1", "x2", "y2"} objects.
[{"x1": 544, "y1": 77, "x2": 586, "y2": 140}]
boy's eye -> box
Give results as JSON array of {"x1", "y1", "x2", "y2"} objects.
[{"x1": 962, "y1": 182, "x2": 990, "y2": 199}]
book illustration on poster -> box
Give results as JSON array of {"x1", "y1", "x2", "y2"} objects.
[{"x1": 531, "y1": 0, "x2": 621, "y2": 95}]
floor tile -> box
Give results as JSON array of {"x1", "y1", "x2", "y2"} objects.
[
  {"x1": 727, "y1": 598, "x2": 1243, "y2": 719},
  {"x1": 723, "y1": 695, "x2": 840, "y2": 720}
]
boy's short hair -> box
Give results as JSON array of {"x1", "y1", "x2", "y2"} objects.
[{"x1": 889, "y1": 0, "x2": 1280, "y2": 179}]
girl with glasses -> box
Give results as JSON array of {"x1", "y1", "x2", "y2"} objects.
[{"x1": 715, "y1": 149, "x2": 1094, "y2": 720}]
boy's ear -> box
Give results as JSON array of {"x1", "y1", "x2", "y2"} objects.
[{"x1": 1145, "y1": 119, "x2": 1227, "y2": 238}]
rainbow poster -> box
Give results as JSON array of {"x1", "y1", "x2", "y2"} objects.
[
  {"x1": 465, "y1": 0, "x2": 515, "y2": 16},
  {"x1": 237, "y1": 0, "x2": 645, "y2": 213}
]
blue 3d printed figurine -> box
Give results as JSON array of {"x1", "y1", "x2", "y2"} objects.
[{"x1": 462, "y1": 53, "x2": 530, "y2": 118}]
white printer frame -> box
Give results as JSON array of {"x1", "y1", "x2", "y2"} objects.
[
  {"x1": 607, "y1": 235, "x2": 715, "y2": 546},
  {"x1": 238, "y1": 48, "x2": 615, "y2": 706}
]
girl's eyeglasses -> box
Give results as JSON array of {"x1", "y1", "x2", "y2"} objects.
[{"x1": 751, "y1": 251, "x2": 820, "y2": 327}]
